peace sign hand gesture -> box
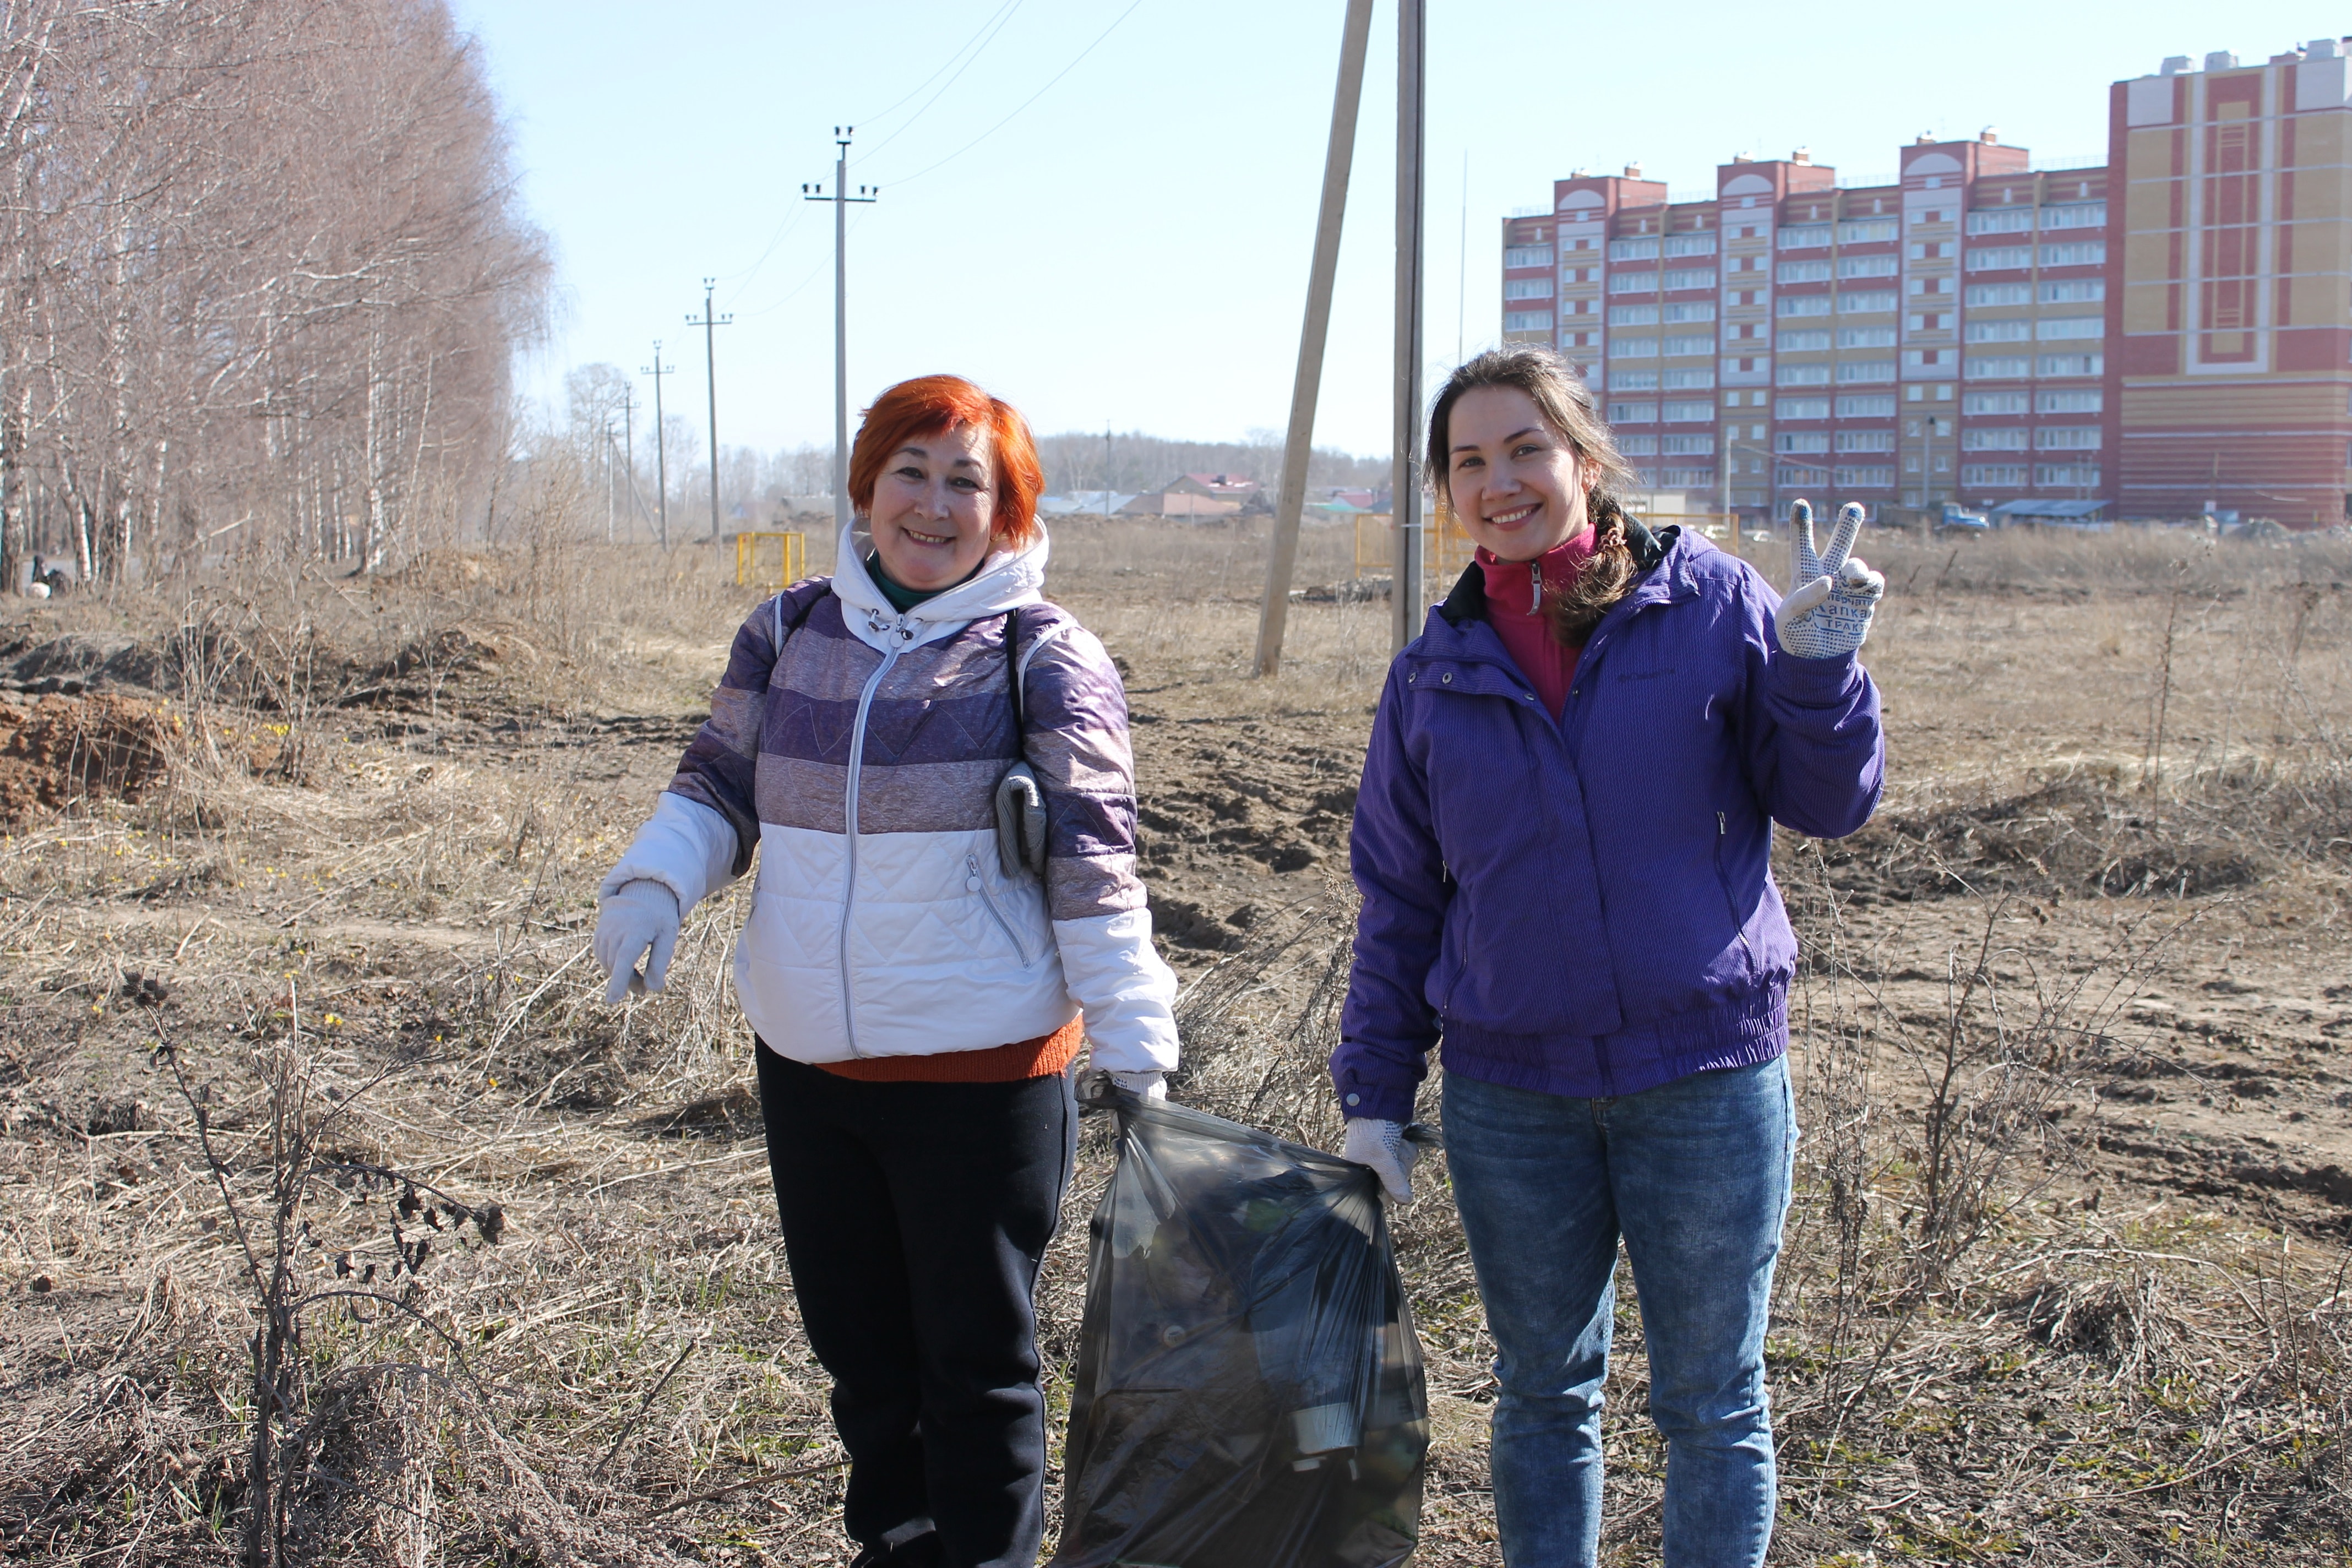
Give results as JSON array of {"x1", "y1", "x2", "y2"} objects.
[{"x1": 1772, "y1": 499, "x2": 1886, "y2": 660}]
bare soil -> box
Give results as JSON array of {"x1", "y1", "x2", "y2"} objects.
[{"x1": 2, "y1": 521, "x2": 2349, "y2": 1565}]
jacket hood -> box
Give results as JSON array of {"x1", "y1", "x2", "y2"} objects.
[{"x1": 831, "y1": 521, "x2": 1050, "y2": 650}]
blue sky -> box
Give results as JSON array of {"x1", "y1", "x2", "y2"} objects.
[{"x1": 452, "y1": 0, "x2": 2335, "y2": 456}]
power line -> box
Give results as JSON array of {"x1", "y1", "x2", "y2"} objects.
[
  {"x1": 640, "y1": 343, "x2": 673, "y2": 552},
  {"x1": 850, "y1": 0, "x2": 1022, "y2": 135},
  {"x1": 855, "y1": 0, "x2": 1026, "y2": 162},
  {"x1": 686, "y1": 280, "x2": 734, "y2": 544},
  {"x1": 805, "y1": 129, "x2": 878, "y2": 535},
  {"x1": 872, "y1": 0, "x2": 1147, "y2": 189}
]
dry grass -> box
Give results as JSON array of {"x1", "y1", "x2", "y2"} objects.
[{"x1": 0, "y1": 518, "x2": 2348, "y2": 1564}]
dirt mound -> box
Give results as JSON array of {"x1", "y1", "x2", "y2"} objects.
[
  {"x1": 1811, "y1": 776, "x2": 2269, "y2": 905},
  {"x1": 0, "y1": 693, "x2": 179, "y2": 823},
  {"x1": 2, "y1": 631, "x2": 164, "y2": 693}
]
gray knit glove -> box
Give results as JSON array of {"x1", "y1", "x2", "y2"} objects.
[
  {"x1": 1342, "y1": 1117, "x2": 1419, "y2": 1205},
  {"x1": 1774, "y1": 499, "x2": 1886, "y2": 660}
]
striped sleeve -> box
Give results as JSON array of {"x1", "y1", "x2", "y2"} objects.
[
  {"x1": 666, "y1": 586, "x2": 816, "y2": 877},
  {"x1": 1020, "y1": 618, "x2": 1145, "y2": 920}
]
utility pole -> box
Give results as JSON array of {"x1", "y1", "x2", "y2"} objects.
[
  {"x1": 1099, "y1": 423, "x2": 1114, "y2": 517},
  {"x1": 1252, "y1": 0, "x2": 1375, "y2": 677},
  {"x1": 805, "y1": 128, "x2": 878, "y2": 533},
  {"x1": 1392, "y1": 0, "x2": 1428, "y2": 653},
  {"x1": 641, "y1": 342, "x2": 672, "y2": 552},
  {"x1": 602, "y1": 415, "x2": 616, "y2": 543},
  {"x1": 686, "y1": 280, "x2": 733, "y2": 545},
  {"x1": 619, "y1": 389, "x2": 640, "y2": 541}
]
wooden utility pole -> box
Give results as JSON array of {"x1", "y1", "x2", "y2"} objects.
[
  {"x1": 1252, "y1": 0, "x2": 1375, "y2": 677},
  {"x1": 1392, "y1": 0, "x2": 1428, "y2": 652},
  {"x1": 805, "y1": 129, "x2": 877, "y2": 533},
  {"x1": 686, "y1": 280, "x2": 732, "y2": 544}
]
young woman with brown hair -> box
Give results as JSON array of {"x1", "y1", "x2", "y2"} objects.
[{"x1": 1335, "y1": 345, "x2": 1887, "y2": 1566}]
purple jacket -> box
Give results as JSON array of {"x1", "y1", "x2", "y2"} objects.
[{"x1": 1333, "y1": 525, "x2": 1884, "y2": 1123}]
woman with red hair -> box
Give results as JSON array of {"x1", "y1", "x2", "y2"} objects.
[{"x1": 595, "y1": 375, "x2": 1177, "y2": 1568}]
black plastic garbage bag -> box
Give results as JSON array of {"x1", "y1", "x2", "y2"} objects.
[{"x1": 1052, "y1": 1090, "x2": 1429, "y2": 1567}]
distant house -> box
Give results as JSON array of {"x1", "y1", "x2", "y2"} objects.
[
  {"x1": 1119, "y1": 491, "x2": 1240, "y2": 519},
  {"x1": 1166, "y1": 472, "x2": 1261, "y2": 506}
]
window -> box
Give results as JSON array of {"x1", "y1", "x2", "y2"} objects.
[
  {"x1": 1608, "y1": 238, "x2": 1659, "y2": 262},
  {"x1": 1608, "y1": 304, "x2": 1660, "y2": 326},
  {"x1": 1777, "y1": 295, "x2": 1831, "y2": 317},
  {"x1": 1663, "y1": 268, "x2": 1717, "y2": 290},
  {"x1": 1837, "y1": 394, "x2": 1897, "y2": 418},
  {"x1": 1504, "y1": 311, "x2": 1554, "y2": 331},
  {"x1": 1610, "y1": 370, "x2": 1658, "y2": 391},
  {"x1": 1778, "y1": 363, "x2": 1832, "y2": 385},
  {"x1": 1962, "y1": 463, "x2": 2028, "y2": 486},
  {"x1": 1964, "y1": 390, "x2": 2029, "y2": 415},
  {"x1": 1504, "y1": 244, "x2": 1556, "y2": 268},
  {"x1": 1838, "y1": 290, "x2": 1898, "y2": 314},
  {"x1": 1504, "y1": 278, "x2": 1554, "y2": 300},
  {"x1": 1777, "y1": 225, "x2": 1831, "y2": 249},
  {"x1": 1966, "y1": 209, "x2": 2033, "y2": 235},
  {"x1": 2040, "y1": 242, "x2": 2106, "y2": 267},
  {"x1": 1966, "y1": 246, "x2": 2032, "y2": 271},
  {"x1": 1659, "y1": 467, "x2": 1716, "y2": 487},
  {"x1": 2037, "y1": 317, "x2": 2104, "y2": 340},
  {"x1": 2035, "y1": 463, "x2": 2102, "y2": 487},
  {"x1": 1776, "y1": 465, "x2": 1823, "y2": 486},
  {"x1": 1966, "y1": 319, "x2": 2032, "y2": 343},
  {"x1": 1663, "y1": 233, "x2": 1717, "y2": 256},
  {"x1": 1776, "y1": 397, "x2": 1830, "y2": 420},
  {"x1": 2034, "y1": 426, "x2": 2103, "y2": 450},
  {"x1": 1662, "y1": 399, "x2": 1713, "y2": 422},
  {"x1": 2039, "y1": 203, "x2": 2105, "y2": 230},
  {"x1": 2038, "y1": 353, "x2": 2104, "y2": 377},
  {"x1": 1609, "y1": 271, "x2": 1658, "y2": 293},
  {"x1": 2037, "y1": 388, "x2": 2103, "y2": 413},
  {"x1": 1608, "y1": 401, "x2": 1658, "y2": 423},
  {"x1": 1834, "y1": 431, "x2": 1895, "y2": 452},
  {"x1": 1664, "y1": 334, "x2": 1714, "y2": 356},
  {"x1": 1660, "y1": 434, "x2": 1714, "y2": 455},
  {"x1": 1661, "y1": 368, "x2": 1716, "y2": 389},
  {"x1": 1610, "y1": 336, "x2": 1659, "y2": 358},
  {"x1": 1662, "y1": 302, "x2": 1716, "y2": 322},
  {"x1": 1618, "y1": 434, "x2": 1659, "y2": 455},
  {"x1": 1966, "y1": 356, "x2": 2031, "y2": 379},
  {"x1": 1778, "y1": 260, "x2": 1832, "y2": 284},
  {"x1": 1907, "y1": 241, "x2": 1954, "y2": 260},
  {"x1": 1833, "y1": 465, "x2": 1896, "y2": 488},
  {"x1": 1837, "y1": 360, "x2": 1897, "y2": 383},
  {"x1": 2039, "y1": 279, "x2": 2105, "y2": 303},
  {"x1": 1838, "y1": 326, "x2": 1897, "y2": 349},
  {"x1": 1963, "y1": 427, "x2": 2029, "y2": 450},
  {"x1": 1838, "y1": 219, "x2": 1898, "y2": 244},
  {"x1": 1776, "y1": 432, "x2": 1830, "y2": 454},
  {"x1": 1965, "y1": 282, "x2": 2032, "y2": 307},
  {"x1": 1837, "y1": 255, "x2": 1899, "y2": 279},
  {"x1": 1777, "y1": 329, "x2": 1830, "y2": 352}
]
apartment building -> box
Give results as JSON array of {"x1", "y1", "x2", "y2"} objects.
[{"x1": 1500, "y1": 40, "x2": 2352, "y2": 524}]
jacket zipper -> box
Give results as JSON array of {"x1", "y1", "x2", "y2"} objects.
[
  {"x1": 967, "y1": 853, "x2": 1035, "y2": 966},
  {"x1": 1714, "y1": 809, "x2": 1757, "y2": 970},
  {"x1": 839, "y1": 623, "x2": 908, "y2": 1056}
]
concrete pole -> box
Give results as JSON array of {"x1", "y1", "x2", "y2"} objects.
[
  {"x1": 1392, "y1": 0, "x2": 1428, "y2": 653},
  {"x1": 834, "y1": 138, "x2": 850, "y2": 533},
  {"x1": 1252, "y1": 0, "x2": 1375, "y2": 678}
]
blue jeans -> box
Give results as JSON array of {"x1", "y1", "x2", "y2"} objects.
[{"x1": 1442, "y1": 1058, "x2": 1795, "y2": 1568}]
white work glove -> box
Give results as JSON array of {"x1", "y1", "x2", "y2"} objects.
[
  {"x1": 1773, "y1": 499, "x2": 1886, "y2": 660},
  {"x1": 1342, "y1": 1117, "x2": 1419, "y2": 1205},
  {"x1": 1082, "y1": 1068, "x2": 1167, "y2": 1102},
  {"x1": 594, "y1": 879, "x2": 680, "y2": 1004}
]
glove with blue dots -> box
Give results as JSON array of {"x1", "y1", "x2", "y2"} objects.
[{"x1": 1773, "y1": 499, "x2": 1886, "y2": 660}]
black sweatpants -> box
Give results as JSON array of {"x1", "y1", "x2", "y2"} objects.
[{"x1": 754, "y1": 1047, "x2": 1077, "y2": 1568}]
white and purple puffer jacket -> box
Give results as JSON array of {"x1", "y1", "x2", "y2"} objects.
[{"x1": 601, "y1": 525, "x2": 1178, "y2": 1072}]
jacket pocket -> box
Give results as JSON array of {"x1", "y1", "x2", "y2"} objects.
[
  {"x1": 966, "y1": 852, "x2": 1038, "y2": 967},
  {"x1": 1713, "y1": 812, "x2": 1757, "y2": 982}
]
